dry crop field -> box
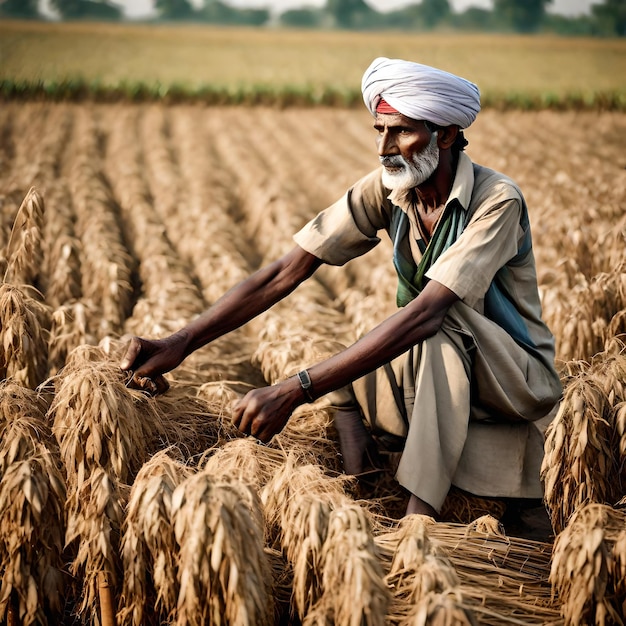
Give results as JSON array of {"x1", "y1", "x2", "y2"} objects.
[{"x1": 0, "y1": 100, "x2": 625, "y2": 626}]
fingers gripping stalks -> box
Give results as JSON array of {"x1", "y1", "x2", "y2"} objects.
[
  {"x1": 119, "y1": 333, "x2": 188, "y2": 396},
  {"x1": 124, "y1": 370, "x2": 170, "y2": 396}
]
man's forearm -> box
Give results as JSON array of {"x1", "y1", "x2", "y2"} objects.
[
  {"x1": 179, "y1": 246, "x2": 322, "y2": 356},
  {"x1": 301, "y1": 280, "x2": 459, "y2": 399}
]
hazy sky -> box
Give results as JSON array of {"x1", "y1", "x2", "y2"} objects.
[{"x1": 122, "y1": 0, "x2": 602, "y2": 19}]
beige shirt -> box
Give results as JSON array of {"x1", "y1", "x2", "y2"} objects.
[{"x1": 294, "y1": 152, "x2": 556, "y2": 371}]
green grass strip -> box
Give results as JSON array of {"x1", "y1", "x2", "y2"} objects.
[{"x1": 0, "y1": 78, "x2": 624, "y2": 111}]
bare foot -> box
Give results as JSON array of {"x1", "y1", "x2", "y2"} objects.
[
  {"x1": 405, "y1": 494, "x2": 438, "y2": 519},
  {"x1": 333, "y1": 407, "x2": 381, "y2": 475}
]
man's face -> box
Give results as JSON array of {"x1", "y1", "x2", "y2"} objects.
[{"x1": 374, "y1": 112, "x2": 440, "y2": 191}]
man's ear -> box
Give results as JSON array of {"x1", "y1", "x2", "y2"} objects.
[{"x1": 437, "y1": 125, "x2": 459, "y2": 149}]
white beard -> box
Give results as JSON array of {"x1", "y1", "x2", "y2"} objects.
[{"x1": 380, "y1": 132, "x2": 440, "y2": 191}]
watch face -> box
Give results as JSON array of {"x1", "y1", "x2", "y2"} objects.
[{"x1": 298, "y1": 371, "x2": 314, "y2": 402}]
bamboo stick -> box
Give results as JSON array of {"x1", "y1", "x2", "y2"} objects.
[{"x1": 98, "y1": 571, "x2": 116, "y2": 626}]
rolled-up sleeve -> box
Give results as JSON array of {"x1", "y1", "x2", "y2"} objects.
[{"x1": 293, "y1": 169, "x2": 388, "y2": 266}]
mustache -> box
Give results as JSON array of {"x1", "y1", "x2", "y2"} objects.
[{"x1": 379, "y1": 155, "x2": 407, "y2": 168}]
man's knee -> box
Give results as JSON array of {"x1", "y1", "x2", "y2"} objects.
[{"x1": 325, "y1": 385, "x2": 358, "y2": 410}]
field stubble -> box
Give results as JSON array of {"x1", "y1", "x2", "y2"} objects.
[{"x1": 0, "y1": 102, "x2": 625, "y2": 625}]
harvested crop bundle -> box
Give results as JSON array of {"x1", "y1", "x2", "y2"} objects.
[
  {"x1": 172, "y1": 470, "x2": 274, "y2": 626},
  {"x1": 45, "y1": 234, "x2": 82, "y2": 308},
  {"x1": 317, "y1": 503, "x2": 390, "y2": 626},
  {"x1": 385, "y1": 515, "x2": 452, "y2": 602},
  {"x1": 411, "y1": 590, "x2": 477, "y2": 626},
  {"x1": 261, "y1": 459, "x2": 355, "y2": 619},
  {"x1": 262, "y1": 458, "x2": 353, "y2": 547},
  {"x1": 65, "y1": 465, "x2": 125, "y2": 622},
  {"x1": 287, "y1": 495, "x2": 334, "y2": 618},
  {"x1": 0, "y1": 283, "x2": 50, "y2": 389},
  {"x1": 541, "y1": 374, "x2": 613, "y2": 533},
  {"x1": 0, "y1": 451, "x2": 67, "y2": 626},
  {"x1": 119, "y1": 450, "x2": 193, "y2": 626},
  {"x1": 200, "y1": 436, "x2": 285, "y2": 491},
  {"x1": 381, "y1": 515, "x2": 477, "y2": 625},
  {"x1": 550, "y1": 503, "x2": 626, "y2": 625},
  {"x1": 377, "y1": 514, "x2": 559, "y2": 625},
  {"x1": 47, "y1": 301, "x2": 96, "y2": 375},
  {"x1": 553, "y1": 265, "x2": 626, "y2": 362},
  {"x1": 590, "y1": 349, "x2": 626, "y2": 405},
  {"x1": 0, "y1": 382, "x2": 66, "y2": 626},
  {"x1": 0, "y1": 380, "x2": 53, "y2": 455},
  {"x1": 2, "y1": 187, "x2": 44, "y2": 288},
  {"x1": 50, "y1": 344, "x2": 164, "y2": 485},
  {"x1": 49, "y1": 344, "x2": 174, "y2": 623}
]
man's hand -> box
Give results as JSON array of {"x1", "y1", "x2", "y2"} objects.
[
  {"x1": 232, "y1": 378, "x2": 302, "y2": 443},
  {"x1": 119, "y1": 332, "x2": 189, "y2": 395}
]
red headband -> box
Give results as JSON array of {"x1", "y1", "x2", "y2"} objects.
[{"x1": 376, "y1": 98, "x2": 400, "y2": 114}]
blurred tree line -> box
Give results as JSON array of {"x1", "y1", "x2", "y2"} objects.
[{"x1": 1, "y1": 0, "x2": 624, "y2": 37}]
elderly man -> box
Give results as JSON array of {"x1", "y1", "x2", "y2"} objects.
[{"x1": 121, "y1": 58, "x2": 562, "y2": 519}]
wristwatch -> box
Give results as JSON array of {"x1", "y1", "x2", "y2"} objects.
[{"x1": 297, "y1": 369, "x2": 315, "y2": 403}]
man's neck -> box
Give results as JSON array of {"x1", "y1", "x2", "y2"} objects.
[{"x1": 415, "y1": 151, "x2": 456, "y2": 213}]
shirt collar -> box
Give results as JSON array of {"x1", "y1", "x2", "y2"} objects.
[
  {"x1": 387, "y1": 151, "x2": 474, "y2": 213},
  {"x1": 448, "y1": 152, "x2": 474, "y2": 210}
]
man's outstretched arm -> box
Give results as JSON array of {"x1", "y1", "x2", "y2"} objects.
[
  {"x1": 120, "y1": 245, "x2": 323, "y2": 384},
  {"x1": 233, "y1": 279, "x2": 460, "y2": 441}
]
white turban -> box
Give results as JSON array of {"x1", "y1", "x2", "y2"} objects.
[{"x1": 361, "y1": 57, "x2": 481, "y2": 129}]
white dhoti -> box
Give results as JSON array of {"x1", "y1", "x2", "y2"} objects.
[{"x1": 330, "y1": 301, "x2": 562, "y2": 512}]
